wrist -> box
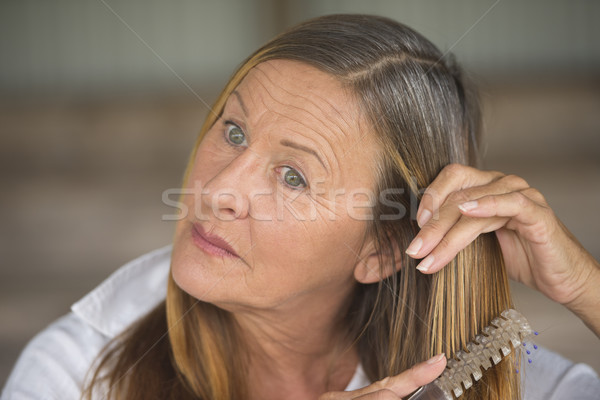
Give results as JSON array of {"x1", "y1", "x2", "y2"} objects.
[
  {"x1": 563, "y1": 259, "x2": 600, "y2": 337},
  {"x1": 564, "y1": 257, "x2": 599, "y2": 304}
]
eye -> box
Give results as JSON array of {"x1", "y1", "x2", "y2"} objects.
[
  {"x1": 280, "y1": 166, "x2": 307, "y2": 189},
  {"x1": 224, "y1": 121, "x2": 246, "y2": 146}
]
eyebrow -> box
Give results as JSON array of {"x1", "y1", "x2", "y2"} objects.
[
  {"x1": 232, "y1": 90, "x2": 248, "y2": 116},
  {"x1": 232, "y1": 90, "x2": 327, "y2": 172},
  {"x1": 280, "y1": 139, "x2": 327, "y2": 171}
]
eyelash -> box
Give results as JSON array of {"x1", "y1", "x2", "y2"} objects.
[{"x1": 222, "y1": 120, "x2": 308, "y2": 191}]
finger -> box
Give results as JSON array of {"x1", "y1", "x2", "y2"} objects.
[
  {"x1": 458, "y1": 188, "x2": 546, "y2": 221},
  {"x1": 407, "y1": 176, "x2": 529, "y2": 260},
  {"x1": 416, "y1": 164, "x2": 505, "y2": 227},
  {"x1": 457, "y1": 190, "x2": 553, "y2": 242},
  {"x1": 414, "y1": 214, "x2": 509, "y2": 274}
]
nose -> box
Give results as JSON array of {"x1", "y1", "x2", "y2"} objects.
[{"x1": 200, "y1": 151, "x2": 262, "y2": 221}]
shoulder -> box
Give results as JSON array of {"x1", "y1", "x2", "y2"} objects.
[
  {"x1": 1, "y1": 246, "x2": 172, "y2": 400},
  {"x1": 1, "y1": 313, "x2": 106, "y2": 399},
  {"x1": 521, "y1": 345, "x2": 600, "y2": 400},
  {"x1": 71, "y1": 245, "x2": 171, "y2": 337}
]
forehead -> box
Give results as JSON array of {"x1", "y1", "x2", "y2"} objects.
[
  {"x1": 232, "y1": 59, "x2": 379, "y2": 186},
  {"x1": 239, "y1": 60, "x2": 355, "y2": 120}
]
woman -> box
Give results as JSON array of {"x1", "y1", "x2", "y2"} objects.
[{"x1": 3, "y1": 14, "x2": 599, "y2": 400}]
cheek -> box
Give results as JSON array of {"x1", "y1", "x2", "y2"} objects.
[
  {"x1": 250, "y1": 216, "x2": 364, "y2": 287},
  {"x1": 247, "y1": 181, "x2": 370, "y2": 275}
]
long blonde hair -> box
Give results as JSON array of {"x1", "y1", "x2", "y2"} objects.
[{"x1": 83, "y1": 14, "x2": 518, "y2": 399}]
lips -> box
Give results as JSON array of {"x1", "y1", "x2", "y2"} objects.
[{"x1": 191, "y1": 223, "x2": 239, "y2": 258}]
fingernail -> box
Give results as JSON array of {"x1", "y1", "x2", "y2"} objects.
[
  {"x1": 458, "y1": 200, "x2": 478, "y2": 212},
  {"x1": 417, "y1": 209, "x2": 432, "y2": 228},
  {"x1": 416, "y1": 255, "x2": 434, "y2": 272},
  {"x1": 426, "y1": 353, "x2": 446, "y2": 364},
  {"x1": 405, "y1": 237, "x2": 423, "y2": 256}
]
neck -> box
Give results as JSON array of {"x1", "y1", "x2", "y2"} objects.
[{"x1": 232, "y1": 286, "x2": 360, "y2": 399}]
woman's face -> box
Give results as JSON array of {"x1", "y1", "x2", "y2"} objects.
[{"x1": 171, "y1": 60, "x2": 381, "y2": 311}]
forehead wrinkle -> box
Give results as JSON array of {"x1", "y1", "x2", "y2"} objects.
[
  {"x1": 283, "y1": 126, "x2": 333, "y2": 173},
  {"x1": 269, "y1": 106, "x2": 339, "y2": 180},
  {"x1": 235, "y1": 78, "x2": 336, "y2": 180},
  {"x1": 238, "y1": 70, "x2": 339, "y2": 175},
  {"x1": 304, "y1": 84, "x2": 358, "y2": 137},
  {"x1": 253, "y1": 64, "x2": 354, "y2": 138},
  {"x1": 303, "y1": 86, "x2": 370, "y2": 170},
  {"x1": 247, "y1": 65, "x2": 359, "y2": 177}
]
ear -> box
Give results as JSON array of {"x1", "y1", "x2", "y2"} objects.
[{"x1": 353, "y1": 235, "x2": 403, "y2": 284}]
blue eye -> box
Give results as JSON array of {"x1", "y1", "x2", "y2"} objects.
[
  {"x1": 281, "y1": 166, "x2": 307, "y2": 189},
  {"x1": 224, "y1": 122, "x2": 246, "y2": 146}
]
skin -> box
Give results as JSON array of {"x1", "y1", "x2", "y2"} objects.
[{"x1": 170, "y1": 59, "x2": 417, "y2": 399}]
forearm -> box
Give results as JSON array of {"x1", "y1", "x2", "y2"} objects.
[{"x1": 564, "y1": 259, "x2": 600, "y2": 338}]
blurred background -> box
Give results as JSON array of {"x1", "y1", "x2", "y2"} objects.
[{"x1": 1, "y1": 0, "x2": 599, "y2": 387}]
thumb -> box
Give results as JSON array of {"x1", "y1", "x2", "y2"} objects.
[
  {"x1": 318, "y1": 354, "x2": 447, "y2": 400},
  {"x1": 387, "y1": 353, "x2": 447, "y2": 397}
]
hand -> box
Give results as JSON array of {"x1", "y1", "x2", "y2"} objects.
[
  {"x1": 405, "y1": 164, "x2": 600, "y2": 308},
  {"x1": 318, "y1": 354, "x2": 446, "y2": 399}
]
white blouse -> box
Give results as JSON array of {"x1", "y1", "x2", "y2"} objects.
[{"x1": 2, "y1": 246, "x2": 599, "y2": 399}]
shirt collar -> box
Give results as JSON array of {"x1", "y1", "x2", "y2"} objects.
[{"x1": 71, "y1": 245, "x2": 172, "y2": 338}]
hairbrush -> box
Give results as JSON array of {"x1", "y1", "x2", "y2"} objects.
[{"x1": 406, "y1": 309, "x2": 534, "y2": 399}]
